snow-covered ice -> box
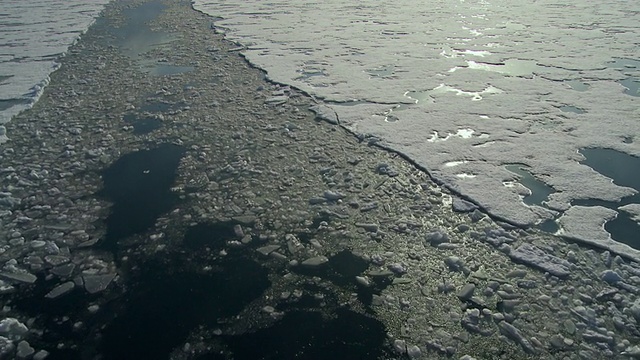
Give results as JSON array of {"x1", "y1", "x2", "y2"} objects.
[
  {"x1": 0, "y1": 0, "x2": 110, "y2": 125},
  {"x1": 193, "y1": 0, "x2": 640, "y2": 252}
]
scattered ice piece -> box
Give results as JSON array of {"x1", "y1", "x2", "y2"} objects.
[
  {"x1": 0, "y1": 126, "x2": 7, "y2": 144},
  {"x1": 16, "y1": 340, "x2": 34, "y2": 359},
  {"x1": 323, "y1": 190, "x2": 345, "y2": 201},
  {"x1": 457, "y1": 283, "x2": 476, "y2": 301},
  {"x1": 264, "y1": 95, "x2": 288, "y2": 105},
  {"x1": 426, "y1": 230, "x2": 449, "y2": 246},
  {"x1": 498, "y1": 321, "x2": 536, "y2": 354},
  {"x1": 601, "y1": 270, "x2": 623, "y2": 284},
  {"x1": 0, "y1": 336, "x2": 13, "y2": 357},
  {"x1": 257, "y1": 245, "x2": 280, "y2": 256},
  {"x1": 622, "y1": 345, "x2": 640, "y2": 358},
  {"x1": 355, "y1": 276, "x2": 370, "y2": 287},
  {"x1": 509, "y1": 243, "x2": 571, "y2": 278},
  {"x1": 0, "y1": 318, "x2": 28, "y2": 340},
  {"x1": 301, "y1": 256, "x2": 329, "y2": 267},
  {"x1": 393, "y1": 339, "x2": 406, "y2": 353},
  {"x1": 406, "y1": 345, "x2": 422, "y2": 359},
  {"x1": 45, "y1": 281, "x2": 75, "y2": 299},
  {"x1": 309, "y1": 104, "x2": 339, "y2": 125},
  {"x1": 0, "y1": 272, "x2": 37, "y2": 284},
  {"x1": 83, "y1": 273, "x2": 116, "y2": 294}
]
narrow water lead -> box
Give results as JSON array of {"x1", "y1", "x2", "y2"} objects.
[
  {"x1": 505, "y1": 165, "x2": 555, "y2": 207},
  {"x1": 505, "y1": 165, "x2": 559, "y2": 233}
]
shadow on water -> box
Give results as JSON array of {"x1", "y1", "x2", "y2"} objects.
[
  {"x1": 97, "y1": 144, "x2": 185, "y2": 253},
  {"x1": 575, "y1": 148, "x2": 640, "y2": 249},
  {"x1": 198, "y1": 308, "x2": 390, "y2": 360}
]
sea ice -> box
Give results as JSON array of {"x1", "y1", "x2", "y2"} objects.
[{"x1": 193, "y1": 1, "x2": 640, "y2": 246}]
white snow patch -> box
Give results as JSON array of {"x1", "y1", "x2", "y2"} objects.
[
  {"x1": 445, "y1": 160, "x2": 469, "y2": 167},
  {"x1": 456, "y1": 173, "x2": 477, "y2": 179},
  {"x1": 427, "y1": 128, "x2": 475, "y2": 142}
]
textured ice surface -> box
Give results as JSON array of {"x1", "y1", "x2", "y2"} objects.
[
  {"x1": 0, "y1": 0, "x2": 110, "y2": 125},
  {"x1": 620, "y1": 204, "x2": 640, "y2": 224},
  {"x1": 193, "y1": 0, "x2": 640, "y2": 245}
]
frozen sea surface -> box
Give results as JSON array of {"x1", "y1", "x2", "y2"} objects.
[
  {"x1": 0, "y1": 0, "x2": 110, "y2": 127},
  {"x1": 194, "y1": 0, "x2": 640, "y2": 255}
]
